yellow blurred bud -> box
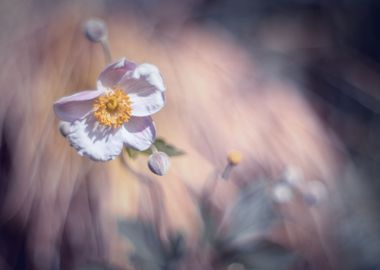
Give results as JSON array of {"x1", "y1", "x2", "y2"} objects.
[{"x1": 227, "y1": 150, "x2": 242, "y2": 165}]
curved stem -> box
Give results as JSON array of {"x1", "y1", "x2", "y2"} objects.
[
  {"x1": 119, "y1": 152, "x2": 169, "y2": 242},
  {"x1": 100, "y1": 39, "x2": 112, "y2": 64},
  {"x1": 221, "y1": 163, "x2": 233, "y2": 180}
]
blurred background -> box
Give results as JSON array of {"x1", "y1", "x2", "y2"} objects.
[{"x1": 0, "y1": 0, "x2": 380, "y2": 269}]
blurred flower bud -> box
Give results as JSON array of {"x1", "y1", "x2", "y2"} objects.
[
  {"x1": 272, "y1": 183, "x2": 293, "y2": 203},
  {"x1": 283, "y1": 166, "x2": 304, "y2": 188},
  {"x1": 222, "y1": 150, "x2": 242, "y2": 179},
  {"x1": 83, "y1": 18, "x2": 107, "y2": 42},
  {"x1": 59, "y1": 121, "x2": 71, "y2": 138},
  {"x1": 303, "y1": 180, "x2": 327, "y2": 206},
  {"x1": 227, "y1": 150, "x2": 242, "y2": 165},
  {"x1": 148, "y1": 152, "x2": 170, "y2": 176}
]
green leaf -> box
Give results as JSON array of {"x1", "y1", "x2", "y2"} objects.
[
  {"x1": 124, "y1": 137, "x2": 185, "y2": 159},
  {"x1": 125, "y1": 147, "x2": 139, "y2": 159},
  {"x1": 152, "y1": 138, "x2": 185, "y2": 157}
]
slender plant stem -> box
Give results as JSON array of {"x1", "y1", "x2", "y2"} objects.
[
  {"x1": 100, "y1": 39, "x2": 112, "y2": 64},
  {"x1": 119, "y1": 152, "x2": 168, "y2": 242},
  {"x1": 151, "y1": 144, "x2": 158, "y2": 153},
  {"x1": 221, "y1": 163, "x2": 233, "y2": 180}
]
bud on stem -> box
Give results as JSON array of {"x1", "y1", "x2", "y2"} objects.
[
  {"x1": 222, "y1": 150, "x2": 242, "y2": 180},
  {"x1": 148, "y1": 151, "x2": 171, "y2": 176},
  {"x1": 83, "y1": 18, "x2": 112, "y2": 63}
]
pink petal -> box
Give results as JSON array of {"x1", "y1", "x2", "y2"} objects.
[
  {"x1": 53, "y1": 89, "x2": 103, "y2": 122},
  {"x1": 66, "y1": 114, "x2": 126, "y2": 161},
  {"x1": 97, "y1": 58, "x2": 137, "y2": 90},
  {"x1": 123, "y1": 116, "x2": 156, "y2": 151}
]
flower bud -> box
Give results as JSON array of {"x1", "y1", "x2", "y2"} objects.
[
  {"x1": 272, "y1": 183, "x2": 293, "y2": 203},
  {"x1": 227, "y1": 150, "x2": 242, "y2": 166},
  {"x1": 59, "y1": 121, "x2": 71, "y2": 138},
  {"x1": 83, "y1": 18, "x2": 108, "y2": 42},
  {"x1": 283, "y1": 166, "x2": 304, "y2": 188},
  {"x1": 303, "y1": 180, "x2": 327, "y2": 206},
  {"x1": 148, "y1": 152, "x2": 170, "y2": 176}
]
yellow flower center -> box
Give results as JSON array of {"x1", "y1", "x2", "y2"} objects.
[{"x1": 93, "y1": 89, "x2": 132, "y2": 128}]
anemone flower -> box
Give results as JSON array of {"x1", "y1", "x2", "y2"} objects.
[{"x1": 54, "y1": 58, "x2": 165, "y2": 161}]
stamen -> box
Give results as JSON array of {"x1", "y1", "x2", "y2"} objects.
[{"x1": 93, "y1": 89, "x2": 132, "y2": 128}]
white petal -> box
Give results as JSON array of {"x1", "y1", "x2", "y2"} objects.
[
  {"x1": 59, "y1": 121, "x2": 72, "y2": 138},
  {"x1": 65, "y1": 115, "x2": 126, "y2": 161},
  {"x1": 123, "y1": 116, "x2": 156, "y2": 151},
  {"x1": 118, "y1": 63, "x2": 165, "y2": 93},
  {"x1": 129, "y1": 89, "x2": 165, "y2": 116},
  {"x1": 116, "y1": 63, "x2": 166, "y2": 116},
  {"x1": 129, "y1": 64, "x2": 165, "y2": 92},
  {"x1": 53, "y1": 89, "x2": 103, "y2": 122}
]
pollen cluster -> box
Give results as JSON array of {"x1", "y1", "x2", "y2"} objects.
[{"x1": 93, "y1": 89, "x2": 132, "y2": 128}]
